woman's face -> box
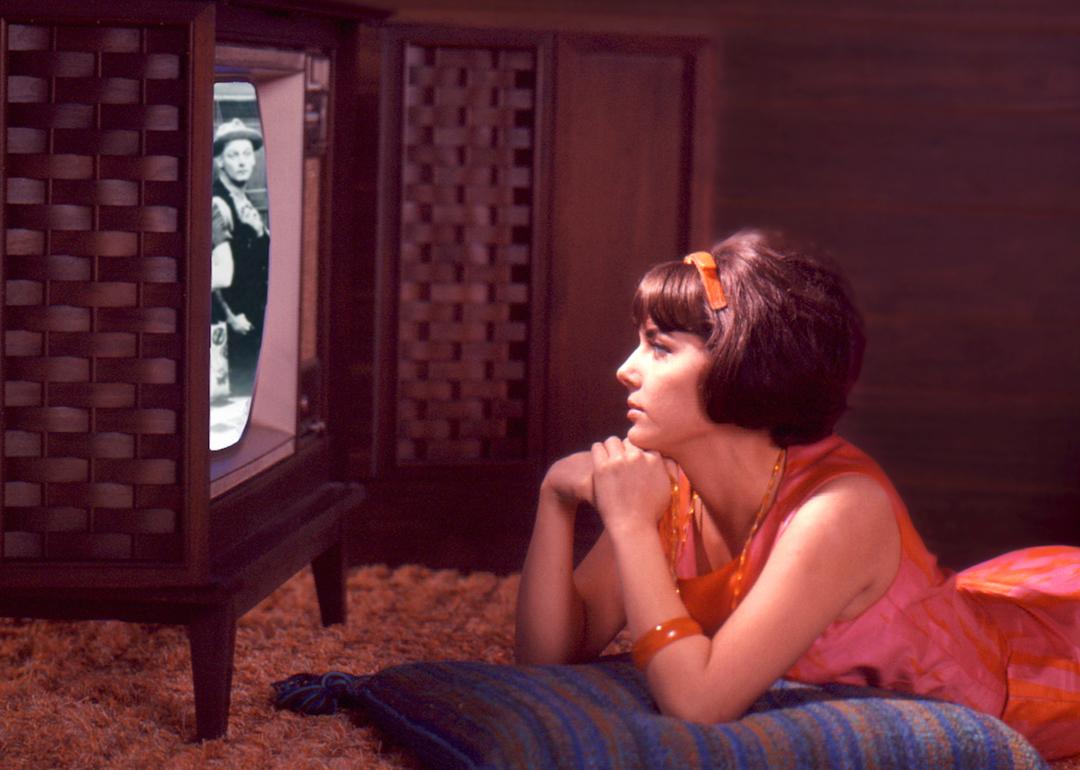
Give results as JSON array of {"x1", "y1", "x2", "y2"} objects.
[{"x1": 616, "y1": 319, "x2": 713, "y2": 454}]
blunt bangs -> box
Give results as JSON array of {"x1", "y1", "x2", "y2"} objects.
[{"x1": 631, "y1": 262, "x2": 714, "y2": 337}]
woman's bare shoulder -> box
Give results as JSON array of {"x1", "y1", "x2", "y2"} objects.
[{"x1": 775, "y1": 472, "x2": 900, "y2": 617}]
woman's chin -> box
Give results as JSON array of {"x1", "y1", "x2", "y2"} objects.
[{"x1": 625, "y1": 426, "x2": 658, "y2": 452}]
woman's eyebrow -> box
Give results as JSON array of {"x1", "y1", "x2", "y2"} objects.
[{"x1": 645, "y1": 326, "x2": 677, "y2": 346}]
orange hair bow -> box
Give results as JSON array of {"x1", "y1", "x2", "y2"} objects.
[{"x1": 683, "y1": 251, "x2": 727, "y2": 310}]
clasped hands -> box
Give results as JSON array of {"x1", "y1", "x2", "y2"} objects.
[{"x1": 542, "y1": 437, "x2": 674, "y2": 536}]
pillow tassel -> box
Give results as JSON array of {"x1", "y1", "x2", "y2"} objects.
[{"x1": 271, "y1": 671, "x2": 368, "y2": 716}]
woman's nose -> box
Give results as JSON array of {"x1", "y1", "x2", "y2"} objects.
[{"x1": 616, "y1": 349, "x2": 639, "y2": 389}]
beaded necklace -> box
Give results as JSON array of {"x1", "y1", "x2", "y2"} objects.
[
  {"x1": 662, "y1": 448, "x2": 787, "y2": 606},
  {"x1": 665, "y1": 478, "x2": 685, "y2": 585},
  {"x1": 729, "y1": 447, "x2": 786, "y2": 609}
]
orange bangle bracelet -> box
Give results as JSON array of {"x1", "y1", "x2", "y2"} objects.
[{"x1": 631, "y1": 616, "x2": 703, "y2": 671}]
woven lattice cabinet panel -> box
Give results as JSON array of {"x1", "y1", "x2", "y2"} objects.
[
  {"x1": 396, "y1": 44, "x2": 537, "y2": 465},
  {"x1": 3, "y1": 21, "x2": 193, "y2": 564}
]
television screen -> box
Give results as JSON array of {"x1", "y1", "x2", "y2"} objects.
[
  {"x1": 210, "y1": 81, "x2": 269, "y2": 451},
  {"x1": 209, "y1": 47, "x2": 315, "y2": 498}
]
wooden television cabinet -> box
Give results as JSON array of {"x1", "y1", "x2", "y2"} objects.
[{"x1": 0, "y1": 0, "x2": 381, "y2": 739}]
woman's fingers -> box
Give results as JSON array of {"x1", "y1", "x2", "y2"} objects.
[
  {"x1": 594, "y1": 436, "x2": 668, "y2": 473},
  {"x1": 590, "y1": 436, "x2": 673, "y2": 532},
  {"x1": 592, "y1": 436, "x2": 627, "y2": 465}
]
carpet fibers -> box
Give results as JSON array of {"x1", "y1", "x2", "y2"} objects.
[
  {"x1": 1, "y1": 564, "x2": 1076, "y2": 769},
  {"x1": 0, "y1": 565, "x2": 517, "y2": 769}
]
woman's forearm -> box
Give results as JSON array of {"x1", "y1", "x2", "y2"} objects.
[
  {"x1": 607, "y1": 523, "x2": 687, "y2": 639},
  {"x1": 514, "y1": 485, "x2": 586, "y2": 664},
  {"x1": 606, "y1": 522, "x2": 717, "y2": 718}
]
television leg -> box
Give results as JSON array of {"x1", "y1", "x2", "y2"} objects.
[
  {"x1": 188, "y1": 603, "x2": 237, "y2": 741},
  {"x1": 311, "y1": 540, "x2": 346, "y2": 626}
]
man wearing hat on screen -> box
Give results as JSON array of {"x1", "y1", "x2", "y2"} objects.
[{"x1": 210, "y1": 117, "x2": 270, "y2": 399}]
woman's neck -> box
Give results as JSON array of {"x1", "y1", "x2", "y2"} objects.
[{"x1": 671, "y1": 427, "x2": 783, "y2": 558}]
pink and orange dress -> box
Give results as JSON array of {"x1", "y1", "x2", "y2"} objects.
[{"x1": 668, "y1": 435, "x2": 1080, "y2": 759}]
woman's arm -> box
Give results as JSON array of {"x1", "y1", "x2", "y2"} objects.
[
  {"x1": 514, "y1": 452, "x2": 627, "y2": 664},
  {"x1": 647, "y1": 475, "x2": 898, "y2": 721},
  {"x1": 593, "y1": 439, "x2": 900, "y2": 722}
]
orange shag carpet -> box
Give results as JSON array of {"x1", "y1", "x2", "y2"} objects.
[
  {"x1": 0, "y1": 564, "x2": 1077, "y2": 769},
  {"x1": 0, "y1": 565, "x2": 515, "y2": 769}
]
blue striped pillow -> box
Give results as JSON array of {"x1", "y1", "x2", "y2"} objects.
[{"x1": 349, "y1": 656, "x2": 1047, "y2": 770}]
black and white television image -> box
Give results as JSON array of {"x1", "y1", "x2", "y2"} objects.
[
  {"x1": 210, "y1": 81, "x2": 269, "y2": 451},
  {"x1": 209, "y1": 47, "x2": 308, "y2": 498}
]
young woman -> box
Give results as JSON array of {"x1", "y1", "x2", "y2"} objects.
[{"x1": 515, "y1": 229, "x2": 1080, "y2": 760}]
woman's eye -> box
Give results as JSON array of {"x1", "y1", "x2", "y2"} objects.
[{"x1": 649, "y1": 340, "x2": 671, "y2": 356}]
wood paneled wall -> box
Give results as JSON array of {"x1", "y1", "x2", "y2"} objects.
[{"x1": 707, "y1": 9, "x2": 1080, "y2": 566}]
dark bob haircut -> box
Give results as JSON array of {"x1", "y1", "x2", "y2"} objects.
[{"x1": 632, "y1": 229, "x2": 865, "y2": 447}]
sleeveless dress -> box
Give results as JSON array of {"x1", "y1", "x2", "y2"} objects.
[{"x1": 669, "y1": 435, "x2": 1080, "y2": 759}]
